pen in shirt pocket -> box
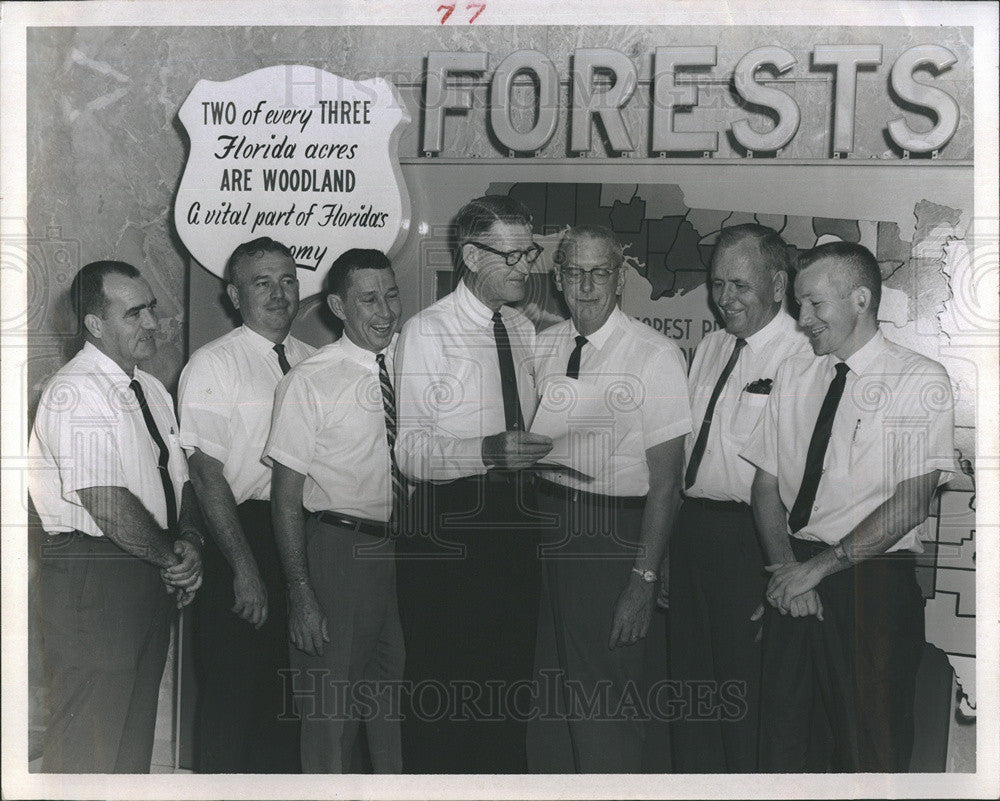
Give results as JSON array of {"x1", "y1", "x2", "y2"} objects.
[{"x1": 852, "y1": 419, "x2": 861, "y2": 443}]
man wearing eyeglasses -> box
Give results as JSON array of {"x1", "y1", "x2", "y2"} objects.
[
  {"x1": 394, "y1": 194, "x2": 553, "y2": 773},
  {"x1": 527, "y1": 225, "x2": 690, "y2": 772}
]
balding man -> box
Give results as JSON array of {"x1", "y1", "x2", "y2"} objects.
[
  {"x1": 29, "y1": 260, "x2": 204, "y2": 772},
  {"x1": 669, "y1": 224, "x2": 810, "y2": 772},
  {"x1": 742, "y1": 242, "x2": 956, "y2": 771},
  {"x1": 529, "y1": 225, "x2": 689, "y2": 772}
]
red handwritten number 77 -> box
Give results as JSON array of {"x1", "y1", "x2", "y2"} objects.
[{"x1": 438, "y1": 3, "x2": 485, "y2": 23}]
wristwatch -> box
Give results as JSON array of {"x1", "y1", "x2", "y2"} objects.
[{"x1": 631, "y1": 567, "x2": 658, "y2": 583}]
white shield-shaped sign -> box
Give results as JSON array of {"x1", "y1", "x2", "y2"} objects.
[{"x1": 174, "y1": 65, "x2": 411, "y2": 298}]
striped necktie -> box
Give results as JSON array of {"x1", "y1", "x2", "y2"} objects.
[{"x1": 376, "y1": 352, "x2": 407, "y2": 524}]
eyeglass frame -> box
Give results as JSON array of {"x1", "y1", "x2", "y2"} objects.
[
  {"x1": 464, "y1": 240, "x2": 544, "y2": 267},
  {"x1": 556, "y1": 264, "x2": 621, "y2": 285}
]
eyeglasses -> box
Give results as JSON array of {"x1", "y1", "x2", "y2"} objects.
[
  {"x1": 558, "y1": 265, "x2": 619, "y2": 285},
  {"x1": 466, "y1": 241, "x2": 543, "y2": 267}
]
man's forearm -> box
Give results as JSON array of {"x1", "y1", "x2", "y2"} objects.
[
  {"x1": 751, "y1": 469, "x2": 796, "y2": 564},
  {"x1": 177, "y1": 480, "x2": 207, "y2": 547},
  {"x1": 639, "y1": 438, "x2": 684, "y2": 573},
  {"x1": 805, "y1": 471, "x2": 940, "y2": 582},
  {"x1": 77, "y1": 485, "x2": 179, "y2": 569},
  {"x1": 270, "y1": 464, "x2": 310, "y2": 587},
  {"x1": 188, "y1": 451, "x2": 258, "y2": 576}
]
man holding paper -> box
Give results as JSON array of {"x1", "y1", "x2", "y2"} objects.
[{"x1": 527, "y1": 225, "x2": 690, "y2": 772}]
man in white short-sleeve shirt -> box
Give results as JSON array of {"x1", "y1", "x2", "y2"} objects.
[
  {"x1": 528, "y1": 226, "x2": 690, "y2": 773},
  {"x1": 741, "y1": 242, "x2": 957, "y2": 772},
  {"x1": 28, "y1": 260, "x2": 204, "y2": 773},
  {"x1": 178, "y1": 237, "x2": 313, "y2": 773},
  {"x1": 265, "y1": 248, "x2": 405, "y2": 773},
  {"x1": 669, "y1": 224, "x2": 810, "y2": 773}
]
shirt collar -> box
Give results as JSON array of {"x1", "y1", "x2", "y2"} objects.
[
  {"x1": 843, "y1": 329, "x2": 886, "y2": 376},
  {"x1": 455, "y1": 279, "x2": 501, "y2": 328},
  {"x1": 80, "y1": 340, "x2": 135, "y2": 382},
  {"x1": 240, "y1": 324, "x2": 289, "y2": 353},
  {"x1": 572, "y1": 305, "x2": 624, "y2": 351},
  {"x1": 338, "y1": 331, "x2": 397, "y2": 369},
  {"x1": 743, "y1": 308, "x2": 796, "y2": 353}
]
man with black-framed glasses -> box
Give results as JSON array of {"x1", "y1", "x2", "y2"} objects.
[
  {"x1": 527, "y1": 225, "x2": 689, "y2": 772},
  {"x1": 394, "y1": 194, "x2": 553, "y2": 773}
]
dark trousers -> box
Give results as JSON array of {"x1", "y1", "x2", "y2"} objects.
[
  {"x1": 192, "y1": 499, "x2": 300, "y2": 773},
  {"x1": 395, "y1": 475, "x2": 543, "y2": 773},
  {"x1": 289, "y1": 514, "x2": 405, "y2": 773},
  {"x1": 528, "y1": 482, "x2": 669, "y2": 773},
  {"x1": 668, "y1": 497, "x2": 765, "y2": 773},
  {"x1": 38, "y1": 531, "x2": 173, "y2": 773},
  {"x1": 759, "y1": 538, "x2": 926, "y2": 772}
]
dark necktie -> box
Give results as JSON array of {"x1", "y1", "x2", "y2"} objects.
[
  {"x1": 492, "y1": 310, "x2": 525, "y2": 431},
  {"x1": 566, "y1": 335, "x2": 588, "y2": 380},
  {"x1": 273, "y1": 342, "x2": 291, "y2": 375},
  {"x1": 684, "y1": 337, "x2": 747, "y2": 490},
  {"x1": 788, "y1": 361, "x2": 851, "y2": 533},
  {"x1": 376, "y1": 353, "x2": 407, "y2": 523},
  {"x1": 129, "y1": 379, "x2": 178, "y2": 532}
]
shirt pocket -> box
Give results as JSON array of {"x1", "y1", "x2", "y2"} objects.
[{"x1": 731, "y1": 391, "x2": 770, "y2": 440}]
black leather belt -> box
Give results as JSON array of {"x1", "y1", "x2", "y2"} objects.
[
  {"x1": 312, "y1": 510, "x2": 393, "y2": 538},
  {"x1": 536, "y1": 478, "x2": 645, "y2": 510},
  {"x1": 681, "y1": 494, "x2": 751, "y2": 513}
]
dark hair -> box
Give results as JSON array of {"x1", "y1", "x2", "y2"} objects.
[
  {"x1": 325, "y1": 248, "x2": 393, "y2": 297},
  {"x1": 69, "y1": 260, "x2": 141, "y2": 322},
  {"x1": 453, "y1": 195, "x2": 533, "y2": 274},
  {"x1": 554, "y1": 225, "x2": 624, "y2": 270},
  {"x1": 224, "y1": 237, "x2": 294, "y2": 285},
  {"x1": 798, "y1": 241, "x2": 882, "y2": 313},
  {"x1": 712, "y1": 223, "x2": 790, "y2": 277}
]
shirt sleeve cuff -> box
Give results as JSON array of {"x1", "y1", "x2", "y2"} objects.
[
  {"x1": 262, "y1": 447, "x2": 311, "y2": 476},
  {"x1": 179, "y1": 433, "x2": 229, "y2": 464},
  {"x1": 643, "y1": 421, "x2": 693, "y2": 449}
]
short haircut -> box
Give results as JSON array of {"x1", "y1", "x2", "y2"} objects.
[
  {"x1": 554, "y1": 225, "x2": 624, "y2": 270},
  {"x1": 712, "y1": 223, "x2": 791, "y2": 278},
  {"x1": 454, "y1": 195, "x2": 532, "y2": 274},
  {"x1": 69, "y1": 260, "x2": 141, "y2": 321},
  {"x1": 224, "y1": 237, "x2": 294, "y2": 285},
  {"x1": 798, "y1": 241, "x2": 882, "y2": 313},
  {"x1": 325, "y1": 248, "x2": 393, "y2": 297}
]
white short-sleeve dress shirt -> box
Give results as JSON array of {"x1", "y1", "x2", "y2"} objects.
[
  {"x1": 394, "y1": 280, "x2": 538, "y2": 483},
  {"x1": 28, "y1": 341, "x2": 188, "y2": 536},
  {"x1": 178, "y1": 325, "x2": 314, "y2": 504},
  {"x1": 685, "y1": 310, "x2": 811, "y2": 503},
  {"x1": 534, "y1": 307, "x2": 692, "y2": 497},
  {"x1": 741, "y1": 331, "x2": 957, "y2": 551},
  {"x1": 263, "y1": 334, "x2": 397, "y2": 522}
]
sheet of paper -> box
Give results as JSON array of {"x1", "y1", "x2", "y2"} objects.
[{"x1": 529, "y1": 379, "x2": 621, "y2": 479}]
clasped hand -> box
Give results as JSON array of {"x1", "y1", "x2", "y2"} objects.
[
  {"x1": 161, "y1": 538, "x2": 203, "y2": 609},
  {"x1": 482, "y1": 430, "x2": 553, "y2": 471},
  {"x1": 750, "y1": 560, "x2": 824, "y2": 624}
]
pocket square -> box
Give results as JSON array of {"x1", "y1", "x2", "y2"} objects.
[{"x1": 744, "y1": 378, "x2": 773, "y2": 394}]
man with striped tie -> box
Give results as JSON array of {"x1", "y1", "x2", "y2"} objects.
[
  {"x1": 28, "y1": 260, "x2": 204, "y2": 772},
  {"x1": 743, "y1": 242, "x2": 956, "y2": 771},
  {"x1": 178, "y1": 237, "x2": 313, "y2": 772},
  {"x1": 669, "y1": 224, "x2": 809, "y2": 772},
  {"x1": 265, "y1": 248, "x2": 405, "y2": 773}
]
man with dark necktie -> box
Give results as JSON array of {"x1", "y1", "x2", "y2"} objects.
[
  {"x1": 527, "y1": 225, "x2": 689, "y2": 773},
  {"x1": 742, "y1": 242, "x2": 957, "y2": 771},
  {"x1": 178, "y1": 237, "x2": 313, "y2": 772},
  {"x1": 266, "y1": 248, "x2": 406, "y2": 773},
  {"x1": 28, "y1": 260, "x2": 204, "y2": 772},
  {"x1": 669, "y1": 224, "x2": 810, "y2": 772},
  {"x1": 394, "y1": 195, "x2": 553, "y2": 773}
]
